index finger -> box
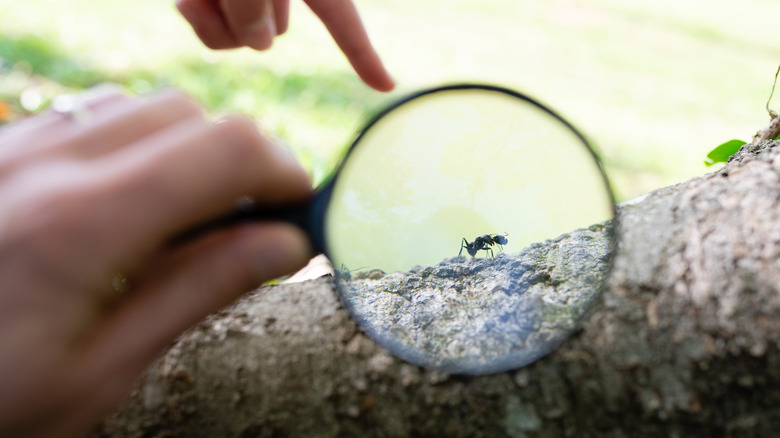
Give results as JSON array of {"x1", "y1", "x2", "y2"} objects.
[{"x1": 305, "y1": 0, "x2": 395, "y2": 92}]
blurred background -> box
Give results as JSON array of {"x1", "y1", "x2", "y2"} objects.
[{"x1": 0, "y1": 0, "x2": 778, "y2": 201}]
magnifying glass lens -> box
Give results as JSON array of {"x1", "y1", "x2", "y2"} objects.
[{"x1": 323, "y1": 85, "x2": 615, "y2": 375}]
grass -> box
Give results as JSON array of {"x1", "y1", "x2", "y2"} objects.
[{"x1": 1, "y1": 0, "x2": 778, "y2": 199}]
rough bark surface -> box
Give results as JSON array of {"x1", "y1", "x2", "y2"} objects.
[
  {"x1": 94, "y1": 141, "x2": 780, "y2": 438},
  {"x1": 339, "y1": 222, "x2": 612, "y2": 375},
  {"x1": 752, "y1": 114, "x2": 780, "y2": 144}
]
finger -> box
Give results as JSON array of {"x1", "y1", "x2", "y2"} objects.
[
  {"x1": 218, "y1": 0, "x2": 277, "y2": 50},
  {"x1": 88, "y1": 115, "x2": 311, "y2": 263},
  {"x1": 272, "y1": 0, "x2": 290, "y2": 35},
  {"x1": 80, "y1": 223, "x2": 312, "y2": 389},
  {"x1": 0, "y1": 86, "x2": 130, "y2": 166},
  {"x1": 176, "y1": 0, "x2": 241, "y2": 50},
  {"x1": 53, "y1": 91, "x2": 204, "y2": 159},
  {"x1": 305, "y1": 0, "x2": 395, "y2": 92},
  {"x1": 2, "y1": 92, "x2": 203, "y2": 174}
]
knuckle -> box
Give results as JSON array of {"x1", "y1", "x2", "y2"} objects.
[
  {"x1": 213, "y1": 117, "x2": 267, "y2": 163},
  {"x1": 154, "y1": 90, "x2": 203, "y2": 118}
]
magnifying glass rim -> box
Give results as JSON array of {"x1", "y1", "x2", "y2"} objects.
[{"x1": 308, "y1": 82, "x2": 619, "y2": 374}]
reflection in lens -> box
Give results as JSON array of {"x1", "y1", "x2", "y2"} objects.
[{"x1": 323, "y1": 85, "x2": 615, "y2": 375}]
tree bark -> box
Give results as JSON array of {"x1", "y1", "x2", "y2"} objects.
[
  {"x1": 94, "y1": 140, "x2": 780, "y2": 438},
  {"x1": 752, "y1": 114, "x2": 780, "y2": 145}
]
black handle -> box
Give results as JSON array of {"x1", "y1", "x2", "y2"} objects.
[{"x1": 175, "y1": 188, "x2": 331, "y2": 255}]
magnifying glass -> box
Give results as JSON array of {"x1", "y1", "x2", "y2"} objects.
[{"x1": 202, "y1": 84, "x2": 616, "y2": 375}]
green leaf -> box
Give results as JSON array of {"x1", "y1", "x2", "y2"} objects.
[{"x1": 704, "y1": 139, "x2": 746, "y2": 166}]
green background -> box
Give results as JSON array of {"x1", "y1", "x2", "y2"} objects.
[{"x1": 1, "y1": 0, "x2": 779, "y2": 201}]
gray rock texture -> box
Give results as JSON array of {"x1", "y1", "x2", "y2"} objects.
[{"x1": 94, "y1": 141, "x2": 780, "y2": 437}]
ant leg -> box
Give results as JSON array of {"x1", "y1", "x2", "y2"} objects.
[{"x1": 459, "y1": 238, "x2": 469, "y2": 257}]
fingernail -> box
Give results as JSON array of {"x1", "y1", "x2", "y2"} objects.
[
  {"x1": 382, "y1": 75, "x2": 397, "y2": 92},
  {"x1": 244, "y1": 15, "x2": 276, "y2": 50}
]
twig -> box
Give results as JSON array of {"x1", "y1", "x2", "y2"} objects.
[
  {"x1": 752, "y1": 64, "x2": 780, "y2": 144},
  {"x1": 767, "y1": 64, "x2": 779, "y2": 118}
]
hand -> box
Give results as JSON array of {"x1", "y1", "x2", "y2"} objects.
[
  {"x1": 175, "y1": 0, "x2": 395, "y2": 92},
  {"x1": 0, "y1": 87, "x2": 313, "y2": 437}
]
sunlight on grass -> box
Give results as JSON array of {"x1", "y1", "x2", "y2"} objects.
[{"x1": 1, "y1": 0, "x2": 778, "y2": 199}]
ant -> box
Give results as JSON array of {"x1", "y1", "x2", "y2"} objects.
[{"x1": 458, "y1": 233, "x2": 509, "y2": 258}]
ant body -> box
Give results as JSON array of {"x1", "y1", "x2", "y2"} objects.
[
  {"x1": 491, "y1": 233, "x2": 508, "y2": 250},
  {"x1": 458, "y1": 233, "x2": 509, "y2": 258}
]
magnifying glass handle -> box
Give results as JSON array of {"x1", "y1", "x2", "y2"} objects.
[{"x1": 175, "y1": 191, "x2": 330, "y2": 255}]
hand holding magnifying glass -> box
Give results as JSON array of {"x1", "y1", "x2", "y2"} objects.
[
  {"x1": 0, "y1": 83, "x2": 615, "y2": 438},
  {"x1": 0, "y1": 88, "x2": 314, "y2": 437}
]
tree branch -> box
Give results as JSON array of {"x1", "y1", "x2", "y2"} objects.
[{"x1": 94, "y1": 140, "x2": 780, "y2": 438}]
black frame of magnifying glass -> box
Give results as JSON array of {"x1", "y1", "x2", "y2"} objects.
[
  {"x1": 179, "y1": 83, "x2": 619, "y2": 374},
  {"x1": 186, "y1": 83, "x2": 617, "y2": 268}
]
